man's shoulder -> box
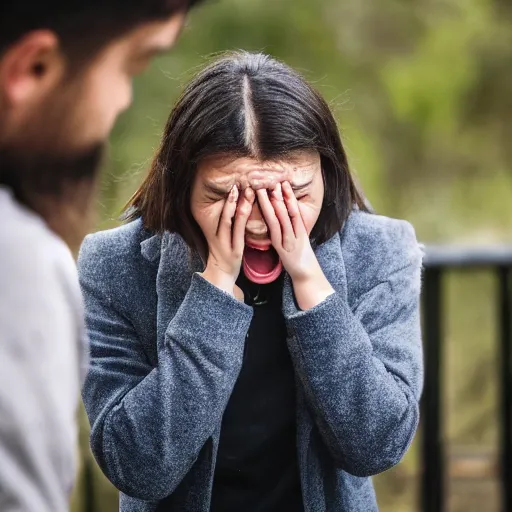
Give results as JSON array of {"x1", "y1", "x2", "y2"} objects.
[
  {"x1": 0, "y1": 188, "x2": 75, "y2": 285},
  {"x1": 0, "y1": 188, "x2": 83, "y2": 371},
  {"x1": 0, "y1": 190, "x2": 81, "y2": 511}
]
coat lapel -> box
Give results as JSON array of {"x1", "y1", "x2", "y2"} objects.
[{"x1": 141, "y1": 232, "x2": 204, "y2": 351}]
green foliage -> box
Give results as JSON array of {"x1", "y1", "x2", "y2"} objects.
[{"x1": 79, "y1": 1, "x2": 512, "y2": 510}]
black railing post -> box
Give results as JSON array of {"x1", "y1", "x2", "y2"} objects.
[
  {"x1": 498, "y1": 266, "x2": 512, "y2": 512},
  {"x1": 421, "y1": 267, "x2": 445, "y2": 512}
]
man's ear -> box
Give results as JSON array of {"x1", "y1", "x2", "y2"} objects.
[{"x1": 0, "y1": 30, "x2": 64, "y2": 108}]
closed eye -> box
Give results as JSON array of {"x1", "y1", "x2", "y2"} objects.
[
  {"x1": 291, "y1": 180, "x2": 312, "y2": 199},
  {"x1": 205, "y1": 194, "x2": 229, "y2": 202},
  {"x1": 204, "y1": 183, "x2": 231, "y2": 201},
  {"x1": 292, "y1": 186, "x2": 310, "y2": 201}
]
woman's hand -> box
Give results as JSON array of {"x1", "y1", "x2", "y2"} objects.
[
  {"x1": 256, "y1": 182, "x2": 334, "y2": 310},
  {"x1": 200, "y1": 185, "x2": 254, "y2": 298}
]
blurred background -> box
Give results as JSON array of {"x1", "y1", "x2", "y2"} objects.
[{"x1": 71, "y1": 0, "x2": 512, "y2": 510}]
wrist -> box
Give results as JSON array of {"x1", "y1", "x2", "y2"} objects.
[
  {"x1": 288, "y1": 258, "x2": 323, "y2": 286},
  {"x1": 291, "y1": 264, "x2": 334, "y2": 310},
  {"x1": 200, "y1": 265, "x2": 237, "y2": 296}
]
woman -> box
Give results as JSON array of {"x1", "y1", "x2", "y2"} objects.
[{"x1": 78, "y1": 52, "x2": 423, "y2": 512}]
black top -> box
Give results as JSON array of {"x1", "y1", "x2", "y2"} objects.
[{"x1": 210, "y1": 272, "x2": 303, "y2": 512}]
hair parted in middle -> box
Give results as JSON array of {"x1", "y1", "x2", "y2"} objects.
[{"x1": 126, "y1": 51, "x2": 369, "y2": 260}]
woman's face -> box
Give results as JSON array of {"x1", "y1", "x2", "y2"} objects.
[{"x1": 191, "y1": 149, "x2": 325, "y2": 278}]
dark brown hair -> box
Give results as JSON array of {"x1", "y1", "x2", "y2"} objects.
[
  {"x1": 0, "y1": 1, "x2": 203, "y2": 61},
  {"x1": 126, "y1": 51, "x2": 369, "y2": 258}
]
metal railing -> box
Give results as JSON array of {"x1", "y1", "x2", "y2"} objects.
[{"x1": 421, "y1": 246, "x2": 512, "y2": 512}]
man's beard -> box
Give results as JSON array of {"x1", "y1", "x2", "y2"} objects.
[
  {"x1": 0, "y1": 142, "x2": 104, "y2": 199},
  {"x1": 0, "y1": 142, "x2": 105, "y2": 250}
]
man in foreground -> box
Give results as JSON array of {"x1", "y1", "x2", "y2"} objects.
[{"x1": 0, "y1": 2, "x2": 202, "y2": 510}]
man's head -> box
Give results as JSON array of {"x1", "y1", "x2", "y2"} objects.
[{"x1": 0, "y1": 1, "x2": 202, "y2": 248}]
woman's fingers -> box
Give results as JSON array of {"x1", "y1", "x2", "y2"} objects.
[
  {"x1": 217, "y1": 185, "x2": 238, "y2": 243},
  {"x1": 217, "y1": 182, "x2": 306, "y2": 260},
  {"x1": 232, "y1": 187, "x2": 255, "y2": 255},
  {"x1": 270, "y1": 183, "x2": 296, "y2": 250},
  {"x1": 282, "y1": 181, "x2": 307, "y2": 237},
  {"x1": 256, "y1": 188, "x2": 283, "y2": 247}
]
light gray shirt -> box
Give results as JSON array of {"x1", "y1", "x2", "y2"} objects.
[{"x1": 0, "y1": 186, "x2": 87, "y2": 512}]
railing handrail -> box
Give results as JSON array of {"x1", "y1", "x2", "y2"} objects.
[{"x1": 424, "y1": 245, "x2": 512, "y2": 267}]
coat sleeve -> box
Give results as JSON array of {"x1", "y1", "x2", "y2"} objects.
[
  {"x1": 284, "y1": 219, "x2": 423, "y2": 477},
  {"x1": 78, "y1": 235, "x2": 253, "y2": 501}
]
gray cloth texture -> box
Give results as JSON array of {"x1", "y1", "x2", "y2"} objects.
[
  {"x1": 0, "y1": 186, "x2": 87, "y2": 512},
  {"x1": 78, "y1": 209, "x2": 424, "y2": 512}
]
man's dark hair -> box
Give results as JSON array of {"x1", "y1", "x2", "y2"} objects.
[
  {"x1": 0, "y1": 0, "x2": 203, "y2": 60},
  {"x1": 125, "y1": 51, "x2": 369, "y2": 260}
]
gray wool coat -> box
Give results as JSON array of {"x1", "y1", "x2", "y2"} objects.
[{"x1": 77, "y1": 210, "x2": 423, "y2": 512}]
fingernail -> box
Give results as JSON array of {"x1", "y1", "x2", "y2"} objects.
[{"x1": 231, "y1": 185, "x2": 239, "y2": 202}]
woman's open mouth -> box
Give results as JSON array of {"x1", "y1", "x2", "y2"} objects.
[{"x1": 242, "y1": 242, "x2": 283, "y2": 284}]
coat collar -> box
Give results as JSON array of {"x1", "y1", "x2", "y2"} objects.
[
  {"x1": 140, "y1": 232, "x2": 204, "y2": 272},
  {"x1": 140, "y1": 233, "x2": 162, "y2": 263}
]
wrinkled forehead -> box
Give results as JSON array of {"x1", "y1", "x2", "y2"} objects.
[{"x1": 197, "y1": 150, "x2": 321, "y2": 191}]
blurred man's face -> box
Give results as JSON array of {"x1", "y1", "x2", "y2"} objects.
[
  {"x1": 65, "y1": 13, "x2": 186, "y2": 149},
  {"x1": 0, "y1": 12, "x2": 186, "y2": 245}
]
